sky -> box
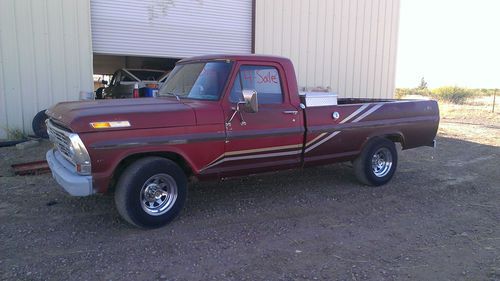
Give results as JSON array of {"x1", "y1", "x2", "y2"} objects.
[{"x1": 396, "y1": 0, "x2": 500, "y2": 88}]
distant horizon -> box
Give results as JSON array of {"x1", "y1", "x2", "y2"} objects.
[{"x1": 396, "y1": 0, "x2": 500, "y2": 89}]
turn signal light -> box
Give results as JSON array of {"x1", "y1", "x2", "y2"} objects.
[{"x1": 90, "y1": 121, "x2": 131, "y2": 129}]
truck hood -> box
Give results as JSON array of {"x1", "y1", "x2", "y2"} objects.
[{"x1": 46, "y1": 98, "x2": 195, "y2": 133}]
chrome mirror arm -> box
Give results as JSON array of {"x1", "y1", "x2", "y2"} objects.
[
  {"x1": 225, "y1": 101, "x2": 246, "y2": 127},
  {"x1": 237, "y1": 102, "x2": 247, "y2": 126}
]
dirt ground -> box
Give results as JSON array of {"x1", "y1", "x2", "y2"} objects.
[{"x1": 1, "y1": 112, "x2": 499, "y2": 280}]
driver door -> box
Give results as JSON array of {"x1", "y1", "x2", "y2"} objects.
[{"x1": 217, "y1": 62, "x2": 304, "y2": 176}]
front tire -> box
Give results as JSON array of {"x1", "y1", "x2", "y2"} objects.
[
  {"x1": 114, "y1": 157, "x2": 187, "y2": 228},
  {"x1": 353, "y1": 138, "x2": 398, "y2": 186}
]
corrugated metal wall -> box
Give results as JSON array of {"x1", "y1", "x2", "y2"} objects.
[
  {"x1": 0, "y1": 0, "x2": 93, "y2": 138},
  {"x1": 254, "y1": 0, "x2": 400, "y2": 99},
  {"x1": 91, "y1": 0, "x2": 252, "y2": 58}
]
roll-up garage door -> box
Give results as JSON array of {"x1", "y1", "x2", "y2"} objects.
[{"x1": 90, "y1": 0, "x2": 252, "y2": 58}]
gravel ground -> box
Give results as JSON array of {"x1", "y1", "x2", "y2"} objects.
[{"x1": 1, "y1": 123, "x2": 499, "y2": 281}]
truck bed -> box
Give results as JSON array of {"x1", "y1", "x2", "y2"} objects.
[{"x1": 302, "y1": 99, "x2": 439, "y2": 166}]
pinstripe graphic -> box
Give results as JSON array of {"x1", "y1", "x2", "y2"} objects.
[
  {"x1": 352, "y1": 104, "x2": 384, "y2": 123},
  {"x1": 204, "y1": 143, "x2": 303, "y2": 167},
  {"x1": 304, "y1": 131, "x2": 341, "y2": 153},
  {"x1": 202, "y1": 149, "x2": 303, "y2": 170},
  {"x1": 339, "y1": 104, "x2": 370, "y2": 124},
  {"x1": 201, "y1": 103, "x2": 383, "y2": 171},
  {"x1": 305, "y1": 133, "x2": 327, "y2": 146}
]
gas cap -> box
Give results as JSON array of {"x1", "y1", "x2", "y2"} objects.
[{"x1": 332, "y1": 112, "x2": 340, "y2": 120}]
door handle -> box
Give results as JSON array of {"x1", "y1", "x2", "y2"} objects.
[{"x1": 283, "y1": 110, "x2": 298, "y2": 115}]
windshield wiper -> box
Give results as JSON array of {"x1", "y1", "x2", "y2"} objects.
[{"x1": 166, "y1": 92, "x2": 181, "y2": 101}]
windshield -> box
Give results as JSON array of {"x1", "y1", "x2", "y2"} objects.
[{"x1": 158, "y1": 61, "x2": 233, "y2": 101}]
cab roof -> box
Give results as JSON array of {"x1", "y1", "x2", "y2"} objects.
[{"x1": 178, "y1": 54, "x2": 291, "y2": 65}]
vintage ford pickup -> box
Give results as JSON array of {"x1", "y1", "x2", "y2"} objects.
[{"x1": 45, "y1": 55, "x2": 439, "y2": 228}]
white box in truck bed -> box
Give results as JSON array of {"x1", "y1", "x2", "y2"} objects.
[{"x1": 300, "y1": 92, "x2": 338, "y2": 107}]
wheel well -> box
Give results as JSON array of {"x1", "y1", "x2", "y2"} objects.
[
  {"x1": 108, "y1": 152, "x2": 193, "y2": 193},
  {"x1": 384, "y1": 134, "x2": 405, "y2": 148},
  {"x1": 358, "y1": 134, "x2": 404, "y2": 156}
]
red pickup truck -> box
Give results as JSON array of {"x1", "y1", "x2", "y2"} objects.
[{"x1": 46, "y1": 55, "x2": 439, "y2": 228}]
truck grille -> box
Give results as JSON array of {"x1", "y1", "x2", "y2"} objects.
[{"x1": 47, "y1": 120, "x2": 74, "y2": 165}]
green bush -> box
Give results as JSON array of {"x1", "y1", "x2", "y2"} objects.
[{"x1": 430, "y1": 86, "x2": 474, "y2": 104}]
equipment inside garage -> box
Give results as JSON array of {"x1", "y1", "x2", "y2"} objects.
[{"x1": 92, "y1": 54, "x2": 179, "y2": 91}]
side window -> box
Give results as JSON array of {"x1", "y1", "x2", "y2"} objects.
[
  {"x1": 229, "y1": 72, "x2": 243, "y2": 102},
  {"x1": 229, "y1": 65, "x2": 283, "y2": 104}
]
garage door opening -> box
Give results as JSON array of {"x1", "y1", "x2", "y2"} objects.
[{"x1": 93, "y1": 54, "x2": 180, "y2": 99}]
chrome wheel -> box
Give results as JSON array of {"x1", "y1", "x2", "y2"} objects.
[
  {"x1": 140, "y1": 174, "x2": 178, "y2": 216},
  {"x1": 371, "y1": 147, "x2": 393, "y2": 177}
]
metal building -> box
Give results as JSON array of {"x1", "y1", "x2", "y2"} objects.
[
  {"x1": 255, "y1": 0, "x2": 400, "y2": 99},
  {"x1": 0, "y1": 0, "x2": 93, "y2": 139},
  {"x1": 0, "y1": 0, "x2": 400, "y2": 138}
]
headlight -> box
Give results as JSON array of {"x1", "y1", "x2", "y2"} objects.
[{"x1": 68, "y1": 133, "x2": 91, "y2": 175}]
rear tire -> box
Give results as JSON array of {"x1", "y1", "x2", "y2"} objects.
[
  {"x1": 114, "y1": 157, "x2": 187, "y2": 228},
  {"x1": 353, "y1": 138, "x2": 398, "y2": 186}
]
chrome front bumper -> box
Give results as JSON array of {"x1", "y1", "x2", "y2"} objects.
[{"x1": 46, "y1": 149, "x2": 94, "y2": 196}]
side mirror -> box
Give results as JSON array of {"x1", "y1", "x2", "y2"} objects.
[
  {"x1": 242, "y1": 89, "x2": 258, "y2": 113},
  {"x1": 101, "y1": 80, "x2": 108, "y2": 85},
  {"x1": 225, "y1": 90, "x2": 258, "y2": 127}
]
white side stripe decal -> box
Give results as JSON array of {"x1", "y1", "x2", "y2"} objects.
[
  {"x1": 202, "y1": 149, "x2": 302, "y2": 170},
  {"x1": 339, "y1": 104, "x2": 370, "y2": 124},
  {"x1": 305, "y1": 132, "x2": 327, "y2": 147},
  {"x1": 351, "y1": 104, "x2": 384, "y2": 123},
  {"x1": 304, "y1": 131, "x2": 341, "y2": 153}
]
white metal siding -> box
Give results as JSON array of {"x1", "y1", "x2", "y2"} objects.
[
  {"x1": 255, "y1": 0, "x2": 400, "y2": 99},
  {"x1": 91, "y1": 0, "x2": 252, "y2": 58},
  {"x1": 0, "y1": 0, "x2": 93, "y2": 138}
]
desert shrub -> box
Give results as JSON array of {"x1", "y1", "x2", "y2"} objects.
[
  {"x1": 477, "y1": 88, "x2": 499, "y2": 96},
  {"x1": 2, "y1": 127, "x2": 26, "y2": 140},
  {"x1": 430, "y1": 86, "x2": 474, "y2": 104},
  {"x1": 395, "y1": 88, "x2": 411, "y2": 99},
  {"x1": 394, "y1": 88, "x2": 431, "y2": 99}
]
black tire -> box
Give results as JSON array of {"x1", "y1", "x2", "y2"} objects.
[
  {"x1": 95, "y1": 87, "x2": 105, "y2": 99},
  {"x1": 114, "y1": 157, "x2": 187, "y2": 228},
  {"x1": 32, "y1": 110, "x2": 49, "y2": 139},
  {"x1": 353, "y1": 138, "x2": 398, "y2": 186}
]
